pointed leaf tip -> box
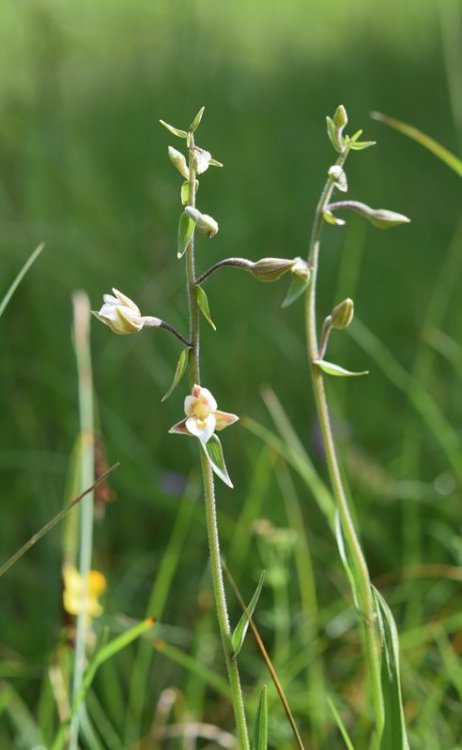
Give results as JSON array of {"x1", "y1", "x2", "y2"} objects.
[
  {"x1": 161, "y1": 347, "x2": 190, "y2": 402},
  {"x1": 177, "y1": 212, "x2": 195, "y2": 258},
  {"x1": 196, "y1": 285, "x2": 217, "y2": 330},
  {"x1": 314, "y1": 359, "x2": 369, "y2": 377},
  {"x1": 232, "y1": 571, "x2": 265, "y2": 657}
]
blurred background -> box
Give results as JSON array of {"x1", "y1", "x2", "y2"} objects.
[{"x1": 0, "y1": 0, "x2": 461, "y2": 746}]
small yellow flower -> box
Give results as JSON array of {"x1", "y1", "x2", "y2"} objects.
[
  {"x1": 62, "y1": 565, "x2": 107, "y2": 621},
  {"x1": 169, "y1": 384, "x2": 238, "y2": 445}
]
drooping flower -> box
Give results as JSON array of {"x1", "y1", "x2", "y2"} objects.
[
  {"x1": 62, "y1": 564, "x2": 107, "y2": 622},
  {"x1": 191, "y1": 147, "x2": 212, "y2": 174},
  {"x1": 184, "y1": 207, "x2": 219, "y2": 237},
  {"x1": 93, "y1": 289, "x2": 161, "y2": 335},
  {"x1": 169, "y1": 384, "x2": 238, "y2": 444}
]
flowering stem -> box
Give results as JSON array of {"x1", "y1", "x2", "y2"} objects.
[
  {"x1": 143, "y1": 315, "x2": 191, "y2": 347},
  {"x1": 185, "y1": 132, "x2": 250, "y2": 749},
  {"x1": 194, "y1": 257, "x2": 254, "y2": 285},
  {"x1": 305, "y1": 150, "x2": 385, "y2": 742}
]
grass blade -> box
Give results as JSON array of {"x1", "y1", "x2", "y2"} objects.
[
  {"x1": 373, "y1": 588, "x2": 410, "y2": 750},
  {"x1": 0, "y1": 465, "x2": 118, "y2": 579},
  {"x1": 253, "y1": 685, "x2": 268, "y2": 750},
  {"x1": 371, "y1": 111, "x2": 462, "y2": 177},
  {"x1": 327, "y1": 696, "x2": 357, "y2": 750},
  {"x1": 0, "y1": 242, "x2": 45, "y2": 320}
]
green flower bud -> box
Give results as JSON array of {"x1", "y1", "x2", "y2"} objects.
[
  {"x1": 333, "y1": 104, "x2": 348, "y2": 130},
  {"x1": 367, "y1": 208, "x2": 411, "y2": 229},
  {"x1": 331, "y1": 298, "x2": 354, "y2": 330},
  {"x1": 251, "y1": 257, "x2": 296, "y2": 282},
  {"x1": 168, "y1": 146, "x2": 190, "y2": 180}
]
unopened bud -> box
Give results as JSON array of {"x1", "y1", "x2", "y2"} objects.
[
  {"x1": 331, "y1": 298, "x2": 354, "y2": 330},
  {"x1": 291, "y1": 257, "x2": 311, "y2": 283},
  {"x1": 251, "y1": 257, "x2": 296, "y2": 282},
  {"x1": 333, "y1": 104, "x2": 348, "y2": 130},
  {"x1": 367, "y1": 208, "x2": 411, "y2": 229},
  {"x1": 168, "y1": 146, "x2": 190, "y2": 180},
  {"x1": 185, "y1": 206, "x2": 219, "y2": 237}
]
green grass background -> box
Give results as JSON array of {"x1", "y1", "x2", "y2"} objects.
[{"x1": 1, "y1": 0, "x2": 461, "y2": 747}]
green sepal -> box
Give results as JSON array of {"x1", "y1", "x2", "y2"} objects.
[
  {"x1": 231, "y1": 571, "x2": 265, "y2": 657},
  {"x1": 323, "y1": 210, "x2": 346, "y2": 226},
  {"x1": 181, "y1": 179, "x2": 199, "y2": 206},
  {"x1": 189, "y1": 106, "x2": 205, "y2": 133},
  {"x1": 159, "y1": 119, "x2": 188, "y2": 139},
  {"x1": 282, "y1": 276, "x2": 310, "y2": 308},
  {"x1": 209, "y1": 158, "x2": 224, "y2": 168},
  {"x1": 201, "y1": 434, "x2": 233, "y2": 487},
  {"x1": 346, "y1": 130, "x2": 376, "y2": 151},
  {"x1": 314, "y1": 359, "x2": 369, "y2": 377},
  {"x1": 253, "y1": 685, "x2": 268, "y2": 750},
  {"x1": 196, "y1": 285, "x2": 216, "y2": 330},
  {"x1": 161, "y1": 347, "x2": 190, "y2": 402},
  {"x1": 177, "y1": 212, "x2": 195, "y2": 258}
]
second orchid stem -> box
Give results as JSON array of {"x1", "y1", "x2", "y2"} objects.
[{"x1": 305, "y1": 149, "x2": 385, "y2": 742}]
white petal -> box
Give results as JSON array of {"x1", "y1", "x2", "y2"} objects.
[{"x1": 185, "y1": 414, "x2": 216, "y2": 443}]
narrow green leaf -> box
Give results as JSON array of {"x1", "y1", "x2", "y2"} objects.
[
  {"x1": 334, "y1": 512, "x2": 359, "y2": 608},
  {"x1": 373, "y1": 587, "x2": 410, "y2": 750},
  {"x1": 231, "y1": 571, "x2": 265, "y2": 656},
  {"x1": 177, "y1": 212, "x2": 195, "y2": 258},
  {"x1": 161, "y1": 347, "x2": 190, "y2": 403},
  {"x1": 0, "y1": 242, "x2": 45, "y2": 320},
  {"x1": 282, "y1": 277, "x2": 309, "y2": 308},
  {"x1": 159, "y1": 119, "x2": 188, "y2": 139},
  {"x1": 253, "y1": 685, "x2": 268, "y2": 750},
  {"x1": 188, "y1": 106, "x2": 205, "y2": 133},
  {"x1": 371, "y1": 111, "x2": 462, "y2": 178},
  {"x1": 314, "y1": 359, "x2": 369, "y2": 377},
  {"x1": 201, "y1": 434, "x2": 233, "y2": 487},
  {"x1": 195, "y1": 285, "x2": 217, "y2": 330},
  {"x1": 327, "y1": 696, "x2": 357, "y2": 750}
]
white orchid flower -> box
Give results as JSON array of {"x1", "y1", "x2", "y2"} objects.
[
  {"x1": 169, "y1": 385, "x2": 238, "y2": 445},
  {"x1": 93, "y1": 289, "x2": 161, "y2": 335}
]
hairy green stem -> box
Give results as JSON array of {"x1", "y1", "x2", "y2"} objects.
[
  {"x1": 305, "y1": 151, "x2": 385, "y2": 740},
  {"x1": 185, "y1": 132, "x2": 250, "y2": 749}
]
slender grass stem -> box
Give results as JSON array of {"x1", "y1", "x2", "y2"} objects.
[
  {"x1": 69, "y1": 291, "x2": 96, "y2": 750},
  {"x1": 185, "y1": 131, "x2": 250, "y2": 749},
  {"x1": 305, "y1": 150, "x2": 384, "y2": 741}
]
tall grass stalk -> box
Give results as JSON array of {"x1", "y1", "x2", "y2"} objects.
[{"x1": 69, "y1": 291, "x2": 96, "y2": 750}]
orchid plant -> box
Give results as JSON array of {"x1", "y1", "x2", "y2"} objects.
[{"x1": 94, "y1": 105, "x2": 411, "y2": 749}]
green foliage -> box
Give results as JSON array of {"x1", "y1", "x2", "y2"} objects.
[{"x1": 0, "y1": 0, "x2": 461, "y2": 748}]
